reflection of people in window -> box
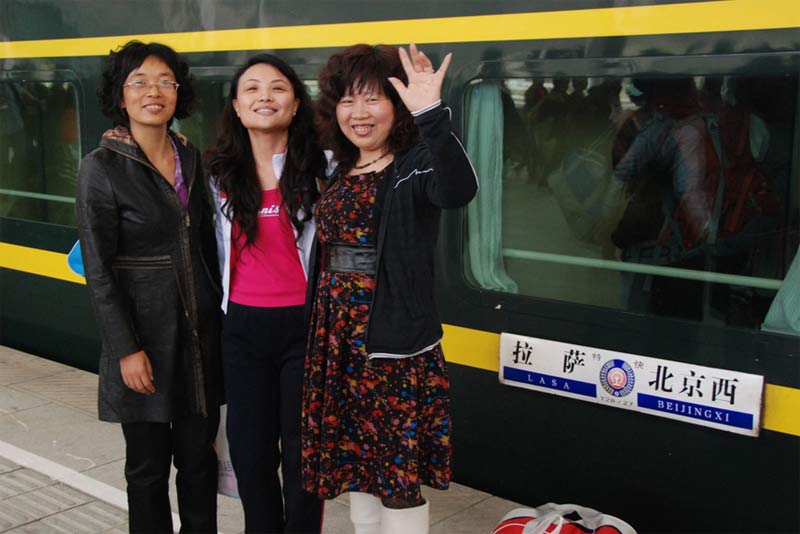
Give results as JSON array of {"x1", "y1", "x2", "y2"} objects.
[
  {"x1": 546, "y1": 93, "x2": 620, "y2": 248},
  {"x1": 0, "y1": 84, "x2": 26, "y2": 217},
  {"x1": 587, "y1": 79, "x2": 623, "y2": 124},
  {"x1": 526, "y1": 79, "x2": 569, "y2": 186},
  {"x1": 614, "y1": 78, "x2": 712, "y2": 250},
  {"x1": 611, "y1": 79, "x2": 669, "y2": 250},
  {"x1": 520, "y1": 80, "x2": 547, "y2": 185},
  {"x1": 499, "y1": 82, "x2": 530, "y2": 179},
  {"x1": 0, "y1": 83, "x2": 39, "y2": 219},
  {"x1": 566, "y1": 77, "x2": 588, "y2": 109},
  {"x1": 706, "y1": 77, "x2": 779, "y2": 327},
  {"x1": 523, "y1": 79, "x2": 546, "y2": 115},
  {"x1": 612, "y1": 78, "x2": 712, "y2": 319},
  {"x1": 50, "y1": 85, "x2": 80, "y2": 224}
]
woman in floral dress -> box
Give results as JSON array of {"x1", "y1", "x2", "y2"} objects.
[{"x1": 302, "y1": 44, "x2": 478, "y2": 534}]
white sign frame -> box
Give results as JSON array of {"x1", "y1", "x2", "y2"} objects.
[{"x1": 499, "y1": 333, "x2": 764, "y2": 437}]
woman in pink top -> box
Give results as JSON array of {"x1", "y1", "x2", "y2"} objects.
[{"x1": 206, "y1": 55, "x2": 330, "y2": 534}]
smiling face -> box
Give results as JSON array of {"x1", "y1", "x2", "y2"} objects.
[
  {"x1": 335, "y1": 85, "x2": 396, "y2": 159},
  {"x1": 121, "y1": 55, "x2": 178, "y2": 131},
  {"x1": 233, "y1": 63, "x2": 299, "y2": 134}
]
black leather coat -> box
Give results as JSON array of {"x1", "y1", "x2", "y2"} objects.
[{"x1": 76, "y1": 127, "x2": 222, "y2": 423}]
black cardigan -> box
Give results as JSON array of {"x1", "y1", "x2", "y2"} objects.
[{"x1": 307, "y1": 103, "x2": 479, "y2": 357}]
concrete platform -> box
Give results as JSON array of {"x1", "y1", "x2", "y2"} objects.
[{"x1": 0, "y1": 345, "x2": 523, "y2": 533}]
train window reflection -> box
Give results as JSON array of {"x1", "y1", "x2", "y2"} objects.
[
  {"x1": 0, "y1": 81, "x2": 80, "y2": 226},
  {"x1": 174, "y1": 80, "x2": 228, "y2": 153},
  {"x1": 464, "y1": 74, "x2": 799, "y2": 334}
]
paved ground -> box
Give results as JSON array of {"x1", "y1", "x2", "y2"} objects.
[{"x1": 0, "y1": 345, "x2": 523, "y2": 533}]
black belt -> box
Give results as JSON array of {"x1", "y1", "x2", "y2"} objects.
[{"x1": 324, "y1": 243, "x2": 377, "y2": 274}]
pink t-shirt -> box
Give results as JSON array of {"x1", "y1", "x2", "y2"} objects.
[{"x1": 228, "y1": 188, "x2": 307, "y2": 308}]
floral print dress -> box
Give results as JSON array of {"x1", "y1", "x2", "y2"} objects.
[{"x1": 301, "y1": 167, "x2": 452, "y2": 501}]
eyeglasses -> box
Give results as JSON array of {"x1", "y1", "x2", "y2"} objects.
[{"x1": 123, "y1": 80, "x2": 180, "y2": 92}]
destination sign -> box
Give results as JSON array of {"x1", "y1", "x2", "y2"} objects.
[{"x1": 499, "y1": 333, "x2": 764, "y2": 437}]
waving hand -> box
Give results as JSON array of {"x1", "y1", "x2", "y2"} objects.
[{"x1": 388, "y1": 43, "x2": 452, "y2": 114}]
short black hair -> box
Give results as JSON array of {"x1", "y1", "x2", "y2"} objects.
[{"x1": 97, "y1": 40, "x2": 195, "y2": 126}]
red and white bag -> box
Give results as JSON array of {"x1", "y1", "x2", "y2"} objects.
[{"x1": 493, "y1": 503, "x2": 636, "y2": 534}]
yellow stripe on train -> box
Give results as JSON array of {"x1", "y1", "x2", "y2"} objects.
[
  {"x1": 1, "y1": 242, "x2": 797, "y2": 437},
  {"x1": 440, "y1": 324, "x2": 800, "y2": 437},
  {"x1": 1, "y1": 0, "x2": 799, "y2": 59},
  {"x1": 0, "y1": 242, "x2": 85, "y2": 285}
]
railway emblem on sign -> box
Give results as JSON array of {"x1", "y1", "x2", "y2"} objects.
[{"x1": 599, "y1": 359, "x2": 636, "y2": 397}]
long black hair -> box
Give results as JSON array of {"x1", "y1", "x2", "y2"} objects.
[{"x1": 205, "y1": 54, "x2": 326, "y2": 245}]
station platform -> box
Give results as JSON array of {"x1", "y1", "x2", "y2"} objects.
[{"x1": 0, "y1": 345, "x2": 523, "y2": 533}]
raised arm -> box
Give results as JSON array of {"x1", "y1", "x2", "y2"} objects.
[
  {"x1": 388, "y1": 43, "x2": 452, "y2": 114},
  {"x1": 390, "y1": 45, "x2": 478, "y2": 208}
]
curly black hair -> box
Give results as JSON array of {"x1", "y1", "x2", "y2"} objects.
[
  {"x1": 97, "y1": 40, "x2": 195, "y2": 127},
  {"x1": 205, "y1": 54, "x2": 327, "y2": 246},
  {"x1": 316, "y1": 44, "x2": 418, "y2": 171}
]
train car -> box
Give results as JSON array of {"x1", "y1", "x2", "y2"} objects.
[{"x1": 2, "y1": 1, "x2": 798, "y2": 531}]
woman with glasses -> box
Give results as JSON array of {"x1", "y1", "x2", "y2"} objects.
[{"x1": 76, "y1": 40, "x2": 223, "y2": 533}]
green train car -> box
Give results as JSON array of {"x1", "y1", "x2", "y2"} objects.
[{"x1": 2, "y1": 1, "x2": 799, "y2": 531}]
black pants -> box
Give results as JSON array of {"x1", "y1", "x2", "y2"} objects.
[
  {"x1": 223, "y1": 302, "x2": 323, "y2": 534},
  {"x1": 121, "y1": 410, "x2": 220, "y2": 534}
]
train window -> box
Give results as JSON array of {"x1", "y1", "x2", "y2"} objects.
[
  {"x1": 464, "y1": 74, "x2": 799, "y2": 334},
  {"x1": 0, "y1": 80, "x2": 80, "y2": 226},
  {"x1": 174, "y1": 80, "x2": 230, "y2": 153}
]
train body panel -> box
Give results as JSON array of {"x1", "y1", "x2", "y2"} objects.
[{"x1": 2, "y1": 1, "x2": 799, "y2": 531}]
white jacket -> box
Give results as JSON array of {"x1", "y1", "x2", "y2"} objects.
[{"x1": 210, "y1": 151, "x2": 334, "y2": 313}]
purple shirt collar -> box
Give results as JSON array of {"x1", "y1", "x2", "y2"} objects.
[{"x1": 168, "y1": 135, "x2": 188, "y2": 208}]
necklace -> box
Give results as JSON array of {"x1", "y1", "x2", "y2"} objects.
[{"x1": 353, "y1": 151, "x2": 389, "y2": 170}]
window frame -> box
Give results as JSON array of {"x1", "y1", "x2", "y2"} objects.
[
  {"x1": 436, "y1": 50, "x2": 800, "y2": 371},
  {"x1": 0, "y1": 69, "x2": 84, "y2": 227}
]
